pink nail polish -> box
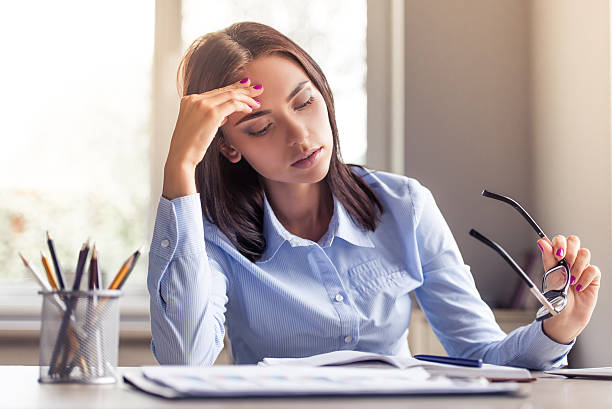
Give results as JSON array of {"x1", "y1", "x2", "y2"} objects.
[
  {"x1": 576, "y1": 284, "x2": 582, "y2": 292},
  {"x1": 240, "y1": 77, "x2": 249, "y2": 83},
  {"x1": 254, "y1": 84, "x2": 263, "y2": 89},
  {"x1": 570, "y1": 275, "x2": 576, "y2": 285},
  {"x1": 556, "y1": 248, "x2": 564, "y2": 257},
  {"x1": 254, "y1": 99, "x2": 261, "y2": 104}
]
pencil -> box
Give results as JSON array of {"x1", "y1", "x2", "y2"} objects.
[
  {"x1": 19, "y1": 252, "x2": 69, "y2": 315},
  {"x1": 108, "y1": 254, "x2": 134, "y2": 290},
  {"x1": 93, "y1": 246, "x2": 101, "y2": 289},
  {"x1": 73, "y1": 239, "x2": 90, "y2": 291},
  {"x1": 18, "y1": 252, "x2": 51, "y2": 292},
  {"x1": 108, "y1": 245, "x2": 144, "y2": 290},
  {"x1": 48, "y1": 239, "x2": 90, "y2": 376},
  {"x1": 41, "y1": 252, "x2": 59, "y2": 290},
  {"x1": 46, "y1": 231, "x2": 66, "y2": 290},
  {"x1": 87, "y1": 243, "x2": 97, "y2": 291},
  {"x1": 117, "y1": 245, "x2": 144, "y2": 289},
  {"x1": 83, "y1": 245, "x2": 97, "y2": 376}
]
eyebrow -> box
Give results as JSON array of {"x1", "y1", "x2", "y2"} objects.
[{"x1": 234, "y1": 80, "x2": 309, "y2": 126}]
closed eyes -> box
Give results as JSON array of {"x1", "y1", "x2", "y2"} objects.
[
  {"x1": 248, "y1": 123, "x2": 272, "y2": 137},
  {"x1": 247, "y1": 96, "x2": 315, "y2": 137}
]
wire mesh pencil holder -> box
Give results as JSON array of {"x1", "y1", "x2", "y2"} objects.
[{"x1": 38, "y1": 290, "x2": 121, "y2": 384}]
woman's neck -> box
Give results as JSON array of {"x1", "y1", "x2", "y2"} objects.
[{"x1": 264, "y1": 179, "x2": 334, "y2": 242}]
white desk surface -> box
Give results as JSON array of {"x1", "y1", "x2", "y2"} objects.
[{"x1": 2, "y1": 365, "x2": 612, "y2": 409}]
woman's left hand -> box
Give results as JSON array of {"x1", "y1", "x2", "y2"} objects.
[{"x1": 538, "y1": 235, "x2": 601, "y2": 344}]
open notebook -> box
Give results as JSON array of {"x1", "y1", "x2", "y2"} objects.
[
  {"x1": 123, "y1": 365, "x2": 520, "y2": 398},
  {"x1": 258, "y1": 350, "x2": 533, "y2": 381}
]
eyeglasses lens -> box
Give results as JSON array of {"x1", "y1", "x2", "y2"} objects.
[{"x1": 543, "y1": 265, "x2": 570, "y2": 293}]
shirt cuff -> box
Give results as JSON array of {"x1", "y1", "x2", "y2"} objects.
[
  {"x1": 522, "y1": 320, "x2": 575, "y2": 369},
  {"x1": 150, "y1": 193, "x2": 205, "y2": 261}
]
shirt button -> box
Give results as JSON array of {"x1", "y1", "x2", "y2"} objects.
[
  {"x1": 334, "y1": 294, "x2": 344, "y2": 302},
  {"x1": 344, "y1": 336, "x2": 352, "y2": 344},
  {"x1": 161, "y1": 239, "x2": 170, "y2": 248}
]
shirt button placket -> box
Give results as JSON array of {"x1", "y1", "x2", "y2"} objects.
[{"x1": 311, "y1": 246, "x2": 354, "y2": 349}]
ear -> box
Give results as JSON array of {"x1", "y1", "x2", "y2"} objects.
[{"x1": 219, "y1": 139, "x2": 242, "y2": 163}]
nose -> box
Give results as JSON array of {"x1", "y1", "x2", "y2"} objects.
[{"x1": 283, "y1": 113, "x2": 309, "y2": 147}]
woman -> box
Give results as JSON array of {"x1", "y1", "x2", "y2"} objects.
[{"x1": 148, "y1": 21, "x2": 601, "y2": 369}]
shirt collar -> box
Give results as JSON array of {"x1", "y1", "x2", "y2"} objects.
[{"x1": 258, "y1": 192, "x2": 375, "y2": 263}]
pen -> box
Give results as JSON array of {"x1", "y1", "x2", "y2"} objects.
[{"x1": 413, "y1": 354, "x2": 483, "y2": 368}]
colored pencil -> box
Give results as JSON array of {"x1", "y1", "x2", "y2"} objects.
[
  {"x1": 19, "y1": 252, "x2": 69, "y2": 314},
  {"x1": 108, "y1": 254, "x2": 134, "y2": 290},
  {"x1": 116, "y1": 245, "x2": 144, "y2": 289},
  {"x1": 40, "y1": 252, "x2": 59, "y2": 290},
  {"x1": 19, "y1": 252, "x2": 51, "y2": 292},
  {"x1": 107, "y1": 245, "x2": 143, "y2": 290}
]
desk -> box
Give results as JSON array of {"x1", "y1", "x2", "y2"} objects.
[{"x1": 3, "y1": 366, "x2": 612, "y2": 409}]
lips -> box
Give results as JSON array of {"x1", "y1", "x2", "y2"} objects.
[{"x1": 291, "y1": 147, "x2": 322, "y2": 165}]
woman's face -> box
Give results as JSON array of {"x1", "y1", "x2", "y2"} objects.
[{"x1": 220, "y1": 54, "x2": 333, "y2": 186}]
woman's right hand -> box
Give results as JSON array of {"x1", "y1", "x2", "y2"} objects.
[{"x1": 163, "y1": 78, "x2": 263, "y2": 199}]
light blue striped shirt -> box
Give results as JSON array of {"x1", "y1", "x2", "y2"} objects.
[{"x1": 147, "y1": 166, "x2": 573, "y2": 369}]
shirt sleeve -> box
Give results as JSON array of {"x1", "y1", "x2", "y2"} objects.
[
  {"x1": 410, "y1": 182, "x2": 574, "y2": 370},
  {"x1": 147, "y1": 193, "x2": 230, "y2": 366}
]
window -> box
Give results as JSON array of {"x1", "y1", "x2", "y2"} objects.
[
  {"x1": 0, "y1": 1, "x2": 154, "y2": 291},
  {"x1": 0, "y1": 1, "x2": 368, "y2": 295}
]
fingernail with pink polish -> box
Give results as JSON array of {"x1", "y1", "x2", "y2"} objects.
[
  {"x1": 240, "y1": 77, "x2": 249, "y2": 83},
  {"x1": 570, "y1": 275, "x2": 576, "y2": 285},
  {"x1": 556, "y1": 248, "x2": 564, "y2": 257},
  {"x1": 254, "y1": 99, "x2": 261, "y2": 104},
  {"x1": 254, "y1": 84, "x2": 263, "y2": 89},
  {"x1": 576, "y1": 284, "x2": 583, "y2": 292},
  {"x1": 538, "y1": 243, "x2": 543, "y2": 252}
]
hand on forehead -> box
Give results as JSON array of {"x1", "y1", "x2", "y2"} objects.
[{"x1": 225, "y1": 55, "x2": 312, "y2": 125}]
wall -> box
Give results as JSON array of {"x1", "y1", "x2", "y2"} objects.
[
  {"x1": 400, "y1": 0, "x2": 612, "y2": 367},
  {"x1": 402, "y1": 0, "x2": 534, "y2": 307},
  {"x1": 530, "y1": 0, "x2": 612, "y2": 367}
]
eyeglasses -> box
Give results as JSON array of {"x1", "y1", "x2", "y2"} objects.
[{"x1": 469, "y1": 190, "x2": 570, "y2": 321}]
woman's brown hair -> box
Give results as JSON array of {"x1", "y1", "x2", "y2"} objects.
[{"x1": 177, "y1": 21, "x2": 384, "y2": 262}]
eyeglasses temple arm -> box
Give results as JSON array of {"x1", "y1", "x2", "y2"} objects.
[
  {"x1": 469, "y1": 229, "x2": 558, "y2": 316},
  {"x1": 481, "y1": 190, "x2": 548, "y2": 240}
]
